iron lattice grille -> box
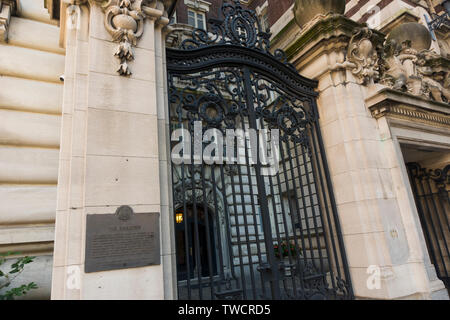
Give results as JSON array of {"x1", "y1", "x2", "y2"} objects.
[
  {"x1": 166, "y1": 0, "x2": 353, "y2": 300},
  {"x1": 407, "y1": 163, "x2": 450, "y2": 293}
]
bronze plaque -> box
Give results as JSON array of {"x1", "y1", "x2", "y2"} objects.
[{"x1": 85, "y1": 206, "x2": 160, "y2": 273}]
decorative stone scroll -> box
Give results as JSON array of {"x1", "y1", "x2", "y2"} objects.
[
  {"x1": 332, "y1": 27, "x2": 383, "y2": 85},
  {"x1": 103, "y1": 0, "x2": 146, "y2": 75},
  {"x1": 0, "y1": 0, "x2": 16, "y2": 42},
  {"x1": 66, "y1": 0, "x2": 168, "y2": 76}
]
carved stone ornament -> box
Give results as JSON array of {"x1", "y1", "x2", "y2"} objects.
[
  {"x1": 104, "y1": 0, "x2": 145, "y2": 75},
  {"x1": 86, "y1": 0, "x2": 167, "y2": 76},
  {"x1": 332, "y1": 27, "x2": 381, "y2": 85},
  {"x1": 0, "y1": 0, "x2": 16, "y2": 42},
  {"x1": 379, "y1": 39, "x2": 450, "y2": 103}
]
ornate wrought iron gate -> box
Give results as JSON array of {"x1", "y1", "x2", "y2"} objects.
[
  {"x1": 166, "y1": 0, "x2": 353, "y2": 300},
  {"x1": 407, "y1": 163, "x2": 450, "y2": 293}
]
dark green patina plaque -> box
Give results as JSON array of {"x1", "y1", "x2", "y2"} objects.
[{"x1": 85, "y1": 206, "x2": 160, "y2": 273}]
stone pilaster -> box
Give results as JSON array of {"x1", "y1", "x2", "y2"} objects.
[
  {"x1": 273, "y1": 14, "x2": 443, "y2": 299},
  {"x1": 51, "y1": 0, "x2": 176, "y2": 300},
  {"x1": 0, "y1": 0, "x2": 16, "y2": 42}
]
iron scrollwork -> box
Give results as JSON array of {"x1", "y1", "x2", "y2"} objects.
[
  {"x1": 178, "y1": 0, "x2": 292, "y2": 69},
  {"x1": 167, "y1": 0, "x2": 353, "y2": 301}
]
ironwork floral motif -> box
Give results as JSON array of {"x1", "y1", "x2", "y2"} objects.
[
  {"x1": 251, "y1": 71, "x2": 315, "y2": 154},
  {"x1": 408, "y1": 162, "x2": 450, "y2": 194},
  {"x1": 169, "y1": 68, "x2": 243, "y2": 132}
]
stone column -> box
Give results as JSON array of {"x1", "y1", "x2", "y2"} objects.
[
  {"x1": 277, "y1": 14, "x2": 441, "y2": 299},
  {"x1": 51, "y1": 0, "x2": 176, "y2": 300}
]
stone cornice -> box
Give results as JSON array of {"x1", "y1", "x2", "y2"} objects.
[
  {"x1": 274, "y1": 14, "x2": 385, "y2": 84},
  {"x1": 366, "y1": 86, "x2": 450, "y2": 128},
  {"x1": 0, "y1": 0, "x2": 17, "y2": 42}
]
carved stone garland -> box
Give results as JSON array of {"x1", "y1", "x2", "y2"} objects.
[{"x1": 333, "y1": 25, "x2": 449, "y2": 104}]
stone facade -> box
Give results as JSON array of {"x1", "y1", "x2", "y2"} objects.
[
  {"x1": 270, "y1": 0, "x2": 449, "y2": 299},
  {"x1": 0, "y1": 0, "x2": 63, "y2": 299}
]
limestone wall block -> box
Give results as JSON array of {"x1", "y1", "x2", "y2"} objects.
[
  {"x1": 87, "y1": 72, "x2": 157, "y2": 115},
  {"x1": 84, "y1": 155, "x2": 161, "y2": 207},
  {"x1": 0, "y1": 109, "x2": 61, "y2": 147},
  {"x1": 0, "y1": 76, "x2": 63, "y2": 114},
  {"x1": 86, "y1": 109, "x2": 159, "y2": 158},
  {"x1": 0, "y1": 185, "x2": 56, "y2": 224},
  {"x1": 17, "y1": 0, "x2": 55, "y2": 25},
  {"x1": 0, "y1": 146, "x2": 59, "y2": 183},
  {"x1": 0, "y1": 225, "x2": 54, "y2": 245},
  {"x1": 0, "y1": 44, "x2": 64, "y2": 83},
  {"x1": 8, "y1": 17, "x2": 65, "y2": 54}
]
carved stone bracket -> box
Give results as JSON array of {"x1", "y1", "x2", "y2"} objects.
[
  {"x1": 0, "y1": 0, "x2": 16, "y2": 42},
  {"x1": 63, "y1": 0, "x2": 169, "y2": 75},
  {"x1": 90, "y1": 0, "x2": 168, "y2": 76},
  {"x1": 332, "y1": 27, "x2": 383, "y2": 85}
]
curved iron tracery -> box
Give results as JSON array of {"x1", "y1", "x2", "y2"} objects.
[
  {"x1": 178, "y1": 0, "x2": 293, "y2": 68},
  {"x1": 166, "y1": 0, "x2": 353, "y2": 301}
]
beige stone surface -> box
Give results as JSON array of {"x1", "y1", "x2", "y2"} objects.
[
  {"x1": 86, "y1": 109, "x2": 159, "y2": 157},
  {"x1": 18, "y1": 0, "x2": 54, "y2": 25},
  {"x1": 0, "y1": 225, "x2": 54, "y2": 245},
  {"x1": 8, "y1": 16, "x2": 65, "y2": 54},
  {"x1": 0, "y1": 3, "x2": 66, "y2": 302},
  {"x1": 87, "y1": 72, "x2": 158, "y2": 115},
  {"x1": 0, "y1": 44, "x2": 64, "y2": 82},
  {"x1": 84, "y1": 155, "x2": 161, "y2": 207},
  {"x1": 82, "y1": 265, "x2": 165, "y2": 300},
  {"x1": 0, "y1": 185, "x2": 56, "y2": 224},
  {"x1": 0, "y1": 109, "x2": 61, "y2": 147},
  {"x1": 0, "y1": 146, "x2": 59, "y2": 183},
  {"x1": 88, "y1": 38, "x2": 156, "y2": 82}
]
